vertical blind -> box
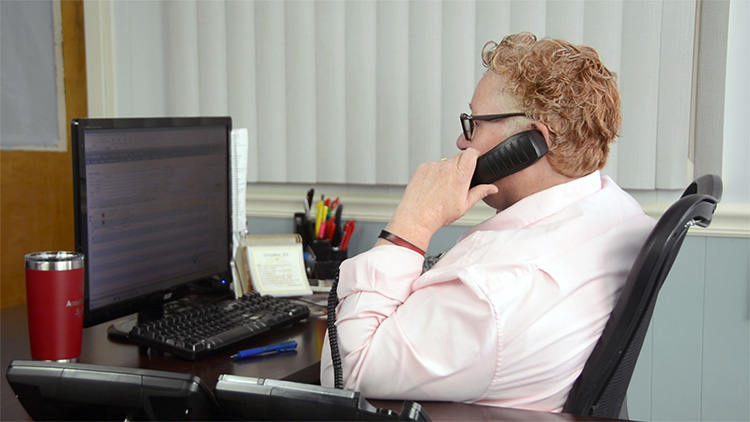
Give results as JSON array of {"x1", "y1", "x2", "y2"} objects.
[{"x1": 91, "y1": 0, "x2": 713, "y2": 190}]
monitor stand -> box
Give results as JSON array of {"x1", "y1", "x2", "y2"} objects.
[
  {"x1": 108, "y1": 318, "x2": 138, "y2": 340},
  {"x1": 106, "y1": 305, "x2": 165, "y2": 341}
]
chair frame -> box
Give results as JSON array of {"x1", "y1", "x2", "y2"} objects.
[{"x1": 563, "y1": 175, "x2": 723, "y2": 419}]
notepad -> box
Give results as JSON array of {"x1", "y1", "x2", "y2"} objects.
[{"x1": 239, "y1": 234, "x2": 312, "y2": 297}]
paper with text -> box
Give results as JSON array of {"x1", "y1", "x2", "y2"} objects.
[{"x1": 245, "y1": 234, "x2": 312, "y2": 297}]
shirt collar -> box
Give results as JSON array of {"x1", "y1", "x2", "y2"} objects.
[{"x1": 463, "y1": 171, "x2": 603, "y2": 237}]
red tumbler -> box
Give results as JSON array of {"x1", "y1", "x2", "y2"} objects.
[{"x1": 25, "y1": 251, "x2": 85, "y2": 362}]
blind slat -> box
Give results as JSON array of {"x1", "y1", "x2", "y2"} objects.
[
  {"x1": 546, "y1": 0, "x2": 585, "y2": 43},
  {"x1": 408, "y1": 1, "x2": 442, "y2": 175},
  {"x1": 440, "y1": 1, "x2": 476, "y2": 161},
  {"x1": 344, "y1": 1, "x2": 377, "y2": 184},
  {"x1": 254, "y1": 1, "x2": 287, "y2": 182},
  {"x1": 693, "y1": 0, "x2": 730, "y2": 180},
  {"x1": 656, "y1": 0, "x2": 696, "y2": 189},
  {"x1": 474, "y1": 1, "x2": 511, "y2": 83},
  {"x1": 583, "y1": 1, "x2": 624, "y2": 181},
  {"x1": 163, "y1": 1, "x2": 200, "y2": 116},
  {"x1": 509, "y1": 1, "x2": 546, "y2": 36},
  {"x1": 196, "y1": 1, "x2": 228, "y2": 116},
  {"x1": 114, "y1": 1, "x2": 166, "y2": 115},
  {"x1": 314, "y1": 1, "x2": 346, "y2": 184},
  {"x1": 617, "y1": 0, "x2": 663, "y2": 189},
  {"x1": 225, "y1": 0, "x2": 258, "y2": 183},
  {"x1": 285, "y1": 2, "x2": 317, "y2": 183},
  {"x1": 376, "y1": 1, "x2": 410, "y2": 185}
]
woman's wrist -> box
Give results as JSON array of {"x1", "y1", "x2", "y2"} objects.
[{"x1": 378, "y1": 229, "x2": 427, "y2": 256}]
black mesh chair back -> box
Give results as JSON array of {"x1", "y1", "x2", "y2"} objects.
[{"x1": 562, "y1": 174, "x2": 723, "y2": 419}]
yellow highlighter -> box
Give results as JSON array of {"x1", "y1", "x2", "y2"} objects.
[
  {"x1": 318, "y1": 205, "x2": 329, "y2": 239},
  {"x1": 315, "y1": 201, "x2": 324, "y2": 238}
]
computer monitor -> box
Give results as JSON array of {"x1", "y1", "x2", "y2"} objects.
[
  {"x1": 7, "y1": 360, "x2": 222, "y2": 421},
  {"x1": 72, "y1": 117, "x2": 233, "y2": 330}
]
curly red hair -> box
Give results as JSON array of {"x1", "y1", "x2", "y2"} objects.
[{"x1": 482, "y1": 32, "x2": 621, "y2": 178}]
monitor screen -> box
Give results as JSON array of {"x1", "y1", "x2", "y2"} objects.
[{"x1": 72, "y1": 117, "x2": 233, "y2": 328}]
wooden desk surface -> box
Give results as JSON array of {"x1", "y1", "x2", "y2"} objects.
[
  {"x1": 2, "y1": 304, "x2": 608, "y2": 421},
  {"x1": 1, "y1": 303, "x2": 326, "y2": 421}
]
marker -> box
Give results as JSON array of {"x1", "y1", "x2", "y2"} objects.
[
  {"x1": 318, "y1": 219, "x2": 327, "y2": 239},
  {"x1": 231, "y1": 340, "x2": 297, "y2": 359},
  {"x1": 330, "y1": 197, "x2": 340, "y2": 212},
  {"x1": 325, "y1": 220, "x2": 337, "y2": 241},
  {"x1": 315, "y1": 201, "x2": 324, "y2": 237},
  {"x1": 318, "y1": 205, "x2": 329, "y2": 238}
]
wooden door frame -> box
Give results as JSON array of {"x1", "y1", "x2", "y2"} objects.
[{"x1": 0, "y1": 1, "x2": 88, "y2": 308}]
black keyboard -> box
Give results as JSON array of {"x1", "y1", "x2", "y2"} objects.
[{"x1": 127, "y1": 292, "x2": 310, "y2": 360}]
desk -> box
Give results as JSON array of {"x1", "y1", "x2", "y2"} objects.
[
  {"x1": 2, "y1": 304, "x2": 608, "y2": 421},
  {"x1": 1, "y1": 303, "x2": 326, "y2": 421}
]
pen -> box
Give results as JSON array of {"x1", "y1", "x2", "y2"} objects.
[
  {"x1": 340, "y1": 219, "x2": 356, "y2": 250},
  {"x1": 332, "y1": 205, "x2": 344, "y2": 246},
  {"x1": 306, "y1": 189, "x2": 314, "y2": 209},
  {"x1": 325, "y1": 219, "x2": 337, "y2": 241},
  {"x1": 231, "y1": 340, "x2": 297, "y2": 359}
]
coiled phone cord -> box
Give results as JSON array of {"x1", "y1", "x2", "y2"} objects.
[
  {"x1": 326, "y1": 253, "x2": 443, "y2": 390},
  {"x1": 326, "y1": 270, "x2": 344, "y2": 389}
]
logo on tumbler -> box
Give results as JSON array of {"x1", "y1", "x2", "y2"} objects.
[{"x1": 66, "y1": 299, "x2": 83, "y2": 307}]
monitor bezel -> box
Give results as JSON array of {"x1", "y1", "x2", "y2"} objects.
[{"x1": 72, "y1": 116, "x2": 233, "y2": 328}]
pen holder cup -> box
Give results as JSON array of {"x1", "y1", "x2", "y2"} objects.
[
  {"x1": 294, "y1": 212, "x2": 317, "y2": 247},
  {"x1": 311, "y1": 240, "x2": 347, "y2": 280}
]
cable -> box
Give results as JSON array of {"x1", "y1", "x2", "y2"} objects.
[
  {"x1": 327, "y1": 270, "x2": 344, "y2": 389},
  {"x1": 327, "y1": 251, "x2": 444, "y2": 390}
]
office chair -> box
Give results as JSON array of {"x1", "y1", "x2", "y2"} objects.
[{"x1": 562, "y1": 174, "x2": 722, "y2": 419}]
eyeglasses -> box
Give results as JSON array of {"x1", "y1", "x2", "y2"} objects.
[{"x1": 460, "y1": 112, "x2": 527, "y2": 141}]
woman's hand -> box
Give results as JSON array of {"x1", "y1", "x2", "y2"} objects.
[{"x1": 382, "y1": 148, "x2": 499, "y2": 252}]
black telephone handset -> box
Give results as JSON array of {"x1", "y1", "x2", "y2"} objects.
[{"x1": 470, "y1": 130, "x2": 548, "y2": 187}]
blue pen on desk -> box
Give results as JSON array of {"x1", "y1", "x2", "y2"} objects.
[{"x1": 231, "y1": 340, "x2": 297, "y2": 359}]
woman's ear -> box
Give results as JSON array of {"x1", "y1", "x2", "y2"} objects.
[{"x1": 533, "y1": 122, "x2": 553, "y2": 148}]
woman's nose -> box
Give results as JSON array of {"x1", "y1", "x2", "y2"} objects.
[{"x1": 456, "y1": 132, "x2": 470, "y2": 151}]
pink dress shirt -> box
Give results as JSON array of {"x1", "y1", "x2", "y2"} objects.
[{"x1": 320, "y1": 172, "x2": 655, "y2": 412}]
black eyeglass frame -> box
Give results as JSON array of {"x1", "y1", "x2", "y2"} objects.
[{"x1": 460, "y1": 112, "x2": 528, "y2": 141}]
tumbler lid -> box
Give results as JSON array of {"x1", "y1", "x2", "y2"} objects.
[{"x1": 25, "y1": 252, "x2": 85, "y2": 271}]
